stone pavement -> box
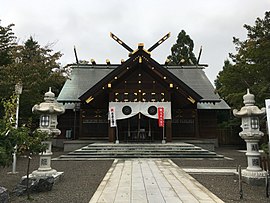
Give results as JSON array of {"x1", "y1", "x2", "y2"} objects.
[{"x1": 89, "y1": 159, "x2": 224, "y2": 203}]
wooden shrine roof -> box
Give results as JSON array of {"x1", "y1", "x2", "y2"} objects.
[{"x1": 57, "y1": 47, "x2": 230, "y2": 110}]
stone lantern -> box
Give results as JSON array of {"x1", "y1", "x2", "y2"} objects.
[
  {"x1": 233, "y1": 89, "x2": 266, "y2": 184},
  {"x1": 31, "y1": 87, "x2": 65, "y2": 178}
]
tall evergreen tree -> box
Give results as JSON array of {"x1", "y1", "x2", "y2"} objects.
[
  {"x1": 0, "y1": 24, "x2": 65, "y2": 123},
  {"x1": 0, "y1": 23, "x2": 17, "y2": 66},
  {"x1": 167, "y1": 30, "x2": 197, "y2": 65},
  {"x1": 215, "y1": 11, "x2": 270, "y2": 109},
  {"x1": 0, "y1": 23, "x2": 17, "y2": 116},
  {"x1": 10, "y1": 37, "x2": 65, "y2": 122},
  {"x1": 215, "y1": 60, "x2": 245, "y2": 109}
]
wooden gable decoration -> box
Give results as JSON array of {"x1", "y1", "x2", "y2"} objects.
[{"x1": 79, "y1": 44, "x2": 203, "y2": 104}]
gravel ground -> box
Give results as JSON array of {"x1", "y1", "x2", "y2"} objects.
[
  {"x1": 1, "y1": 146, "x2": 270, "y2": 203},
  {"x1": 0, "y1": 149, "x2": 113, "y2": 203},
  {"x1": 173, "y1": 147, "x2": 270, "y2": 203}
]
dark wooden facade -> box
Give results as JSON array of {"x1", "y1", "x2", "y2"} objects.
[{"x1": 57, "y1": 44, "x2": 230, "y2": 143}]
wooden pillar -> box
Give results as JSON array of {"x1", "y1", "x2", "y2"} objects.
[
  {"x1": 166, "y1": 120, "x2": 172, "y2": 142},
  {"x1": 194, "y1": 109, "x2": 200, "y2": 138},
  {"x1": 108, "y1": 92, "x2": 114, "y2": 142},
  {"x1": 78, "y1": 109, "x2": 82, "y2": 139},
  {"x1": 108, "y1": 124, "x2": 115, "y2": 142}
]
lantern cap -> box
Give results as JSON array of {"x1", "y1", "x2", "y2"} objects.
[
  {"x1": 44, "y1": 87, "x2": 55, "y2": 102},
  {"x1": 243, "y1": 89, "x2": 255, "y2": 106}
]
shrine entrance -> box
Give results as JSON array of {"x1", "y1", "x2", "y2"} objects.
[
  {"x1": 108, "y1": 102, "x2": 171, "y2": 143},
  {"x1": 118, "y1": 113, "x2": 162, "y2": 142}
]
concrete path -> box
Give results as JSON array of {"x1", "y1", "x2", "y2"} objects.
[{"x1": 89, "y1": 159, "x2": 224, "y2": 203}]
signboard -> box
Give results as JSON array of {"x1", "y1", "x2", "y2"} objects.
[
  {"x1": 109, "y1": 107, "x2": 117, "y2": 127},
  {"x1": 266, "y1": 99, "x2": 270, "y2": 134},
  {"x1": 158, "y1": 107, "x2": 164, "y2": 127}
]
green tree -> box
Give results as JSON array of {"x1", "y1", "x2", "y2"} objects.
[
  {"x1": 0, "y1": 93, "x2": 50, "y2": 200},
  {"x1": 0, "y1": 94, "x2": 49, "y2": 167},
  {"x1": 0, "y1": 93, "x2": 17, "y2": 166},
  {"x1": 0, "y1": 33, "x2": 66, "y2": 123},
  {"x1": 215, "y1": 11, "x2": 270, "y2": 109},
  {"x1": 0, "y1": 23, "x2": 17, "y2": 116},
  {"x1": 19, "y1": 127, "x2": 49, "y2": 200},
  {"x1": 215, "y1": 60, "x2": 247, "y2": 109},
  {"x1": 167, "y1": 30, "x2": 197, "y2": 65},
  {"x1": 17, "y1": 37, "x2": 65, "y2": 122},
  {"x1": 0, "y1": 23, "x2": 17, "y2": 66}
]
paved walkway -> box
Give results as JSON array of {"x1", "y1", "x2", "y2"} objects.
[{"x1": 89, "y1": 159, "x2": 224, "y2": 203}]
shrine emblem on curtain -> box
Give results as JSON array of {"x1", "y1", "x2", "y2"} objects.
[{"x1": 108, "y1": 102, "x2": 171, "y2": 120}]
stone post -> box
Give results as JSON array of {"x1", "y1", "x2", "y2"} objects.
[{"x1": 233, "y1": 89, "x2": 267, "y2": 185}]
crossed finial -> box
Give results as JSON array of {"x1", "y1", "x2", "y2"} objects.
[{"x1": 110, "y1": 32, "x2": 170, "y2": 55}]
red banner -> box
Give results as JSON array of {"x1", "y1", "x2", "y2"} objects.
[
  {"x1": 109, "y1": 107, "x2": 117, "y2": 127},
  {"x1": 158, "y1": 107, "x2": 164, "y2": 127}
]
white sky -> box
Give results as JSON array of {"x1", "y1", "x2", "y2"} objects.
[{"x1": 1, "y1": 0, "x2": 269, "y2": 85}]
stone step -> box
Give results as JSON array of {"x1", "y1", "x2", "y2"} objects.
[
  {"x1": 69, "y1": 151, "x2": 215, "y2": 156},
  {"x1": 79, "y1": 146, "x2": 201, "y2": 150},
  {"x1": 70, "y1": 150, "x2": 211, "y2": 155},
  {"x1": 76, "y1": 146, "x2": 205, "y2": 150},
  {"x1": 54, "y1": 142, "x2": 223, "y2": 160},
  {"x1": 82, "y1": 143, "x2": 196, "y2": 147},
  {"x1": 66, "y1": 153, "x2": 216, "y2": 157},
  {"x1": 56, "y1": 153, "x2": 221, "y2": 159},
  {"x1": 79, "y1": 143, "x2": 202, "y2": 150},
  {"x1": 71, "y1": 148, "x2": 210, "y2": 152}
]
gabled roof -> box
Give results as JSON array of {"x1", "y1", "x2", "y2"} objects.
[
  {"x1": 57, "y1": 65, "x2": 116, "y2": 102},
  {"x1": 167, "y1": 67, "x2": 230, "y2": 109},
  {"x1": 57, "y1": 46, "x2": 230, "y2": 110},
  {"x1": 79, "y1": 47, "x2": 203, "y2": 102},
  {"x1": 167, "y1": 67, "x2": 220, "y2": 102}
]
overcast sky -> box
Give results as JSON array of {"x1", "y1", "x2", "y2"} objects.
[{"x1": 1, "y1": 0, "x2": 269, "y2": 85}]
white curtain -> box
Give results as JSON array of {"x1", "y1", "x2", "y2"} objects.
[{"x1": 108, "y1": 102, "x2": 171, "y2": 120}]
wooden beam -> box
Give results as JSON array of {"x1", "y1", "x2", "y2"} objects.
[
  {"x1": 148, "y1": 33, "x2": 170, "y2": 52},
  {"x1": 110, "y1": 32, "x2": 133, "y2": 52}
]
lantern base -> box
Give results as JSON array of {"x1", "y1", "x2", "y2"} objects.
[
  {"x1": 240, "y1": 169, "x2": 268, "y2": 186},
  {"x1": 31, "y1": 169, "x2": 64, "y2": 182}
]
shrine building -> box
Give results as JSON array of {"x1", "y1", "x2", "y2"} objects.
[{"x1": 57, "y1": 33, "x2": 230, "y2": 144}]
